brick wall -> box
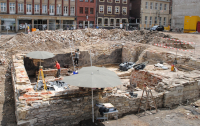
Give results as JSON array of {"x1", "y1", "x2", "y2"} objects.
[{"x1": 130, "y1": 70, "x2": 162, "y2": 89}]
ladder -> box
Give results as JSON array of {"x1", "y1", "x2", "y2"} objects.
[
  {"x1": 138, "y1": 84, "x2": 158, "y2": 113},
  {"x1": 63, "y1": 34, "x2": 76, "y2": 71},
  {"x1": 68, "y1": 34, "x2": 76, "y2": 71}
]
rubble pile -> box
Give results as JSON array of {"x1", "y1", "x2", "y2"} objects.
[{"x1": 1, "y1": 29, "x2": 175, "y2": 54}]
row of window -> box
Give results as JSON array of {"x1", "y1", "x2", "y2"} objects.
[
  {"x1": 145, "y1": 2, "x2": 168, "y2": 10},
  {"x1": 99, "y1": 5, "x2": 127, "y2": 15},
  {"x1": 144, "y1": 16, "x2": 167, "y2": 26},
  {"x1": 79, "y1": 0, "x2": 94, "y2": 2},
  {"x1": 0, "y1": 3, "x2": 75, "y2": 15},
  {"x1": 99, "y1": 0, "x2": 127, "y2": 4},
  {"x1": 79, "y1": 7, "x2": 94, "y2": 14},
  {"x1": 97, "y1": 18, "x2": 128, "y2": 26}
]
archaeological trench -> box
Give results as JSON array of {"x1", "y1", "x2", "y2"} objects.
[{"x1": 7, "y1": 29, "x2": 200, "y2": 126}]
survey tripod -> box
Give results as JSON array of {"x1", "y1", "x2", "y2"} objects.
[{"x1": 36, "y1": 65, "x2": 47, "y2": 91}]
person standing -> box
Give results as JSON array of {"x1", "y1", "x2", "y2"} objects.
[
  {"x1": 74, "y1": 50, "x2": 80, "y2": 66},
  {"x1": 54, "y1": 61, "x2": 60, "y2": 78}
]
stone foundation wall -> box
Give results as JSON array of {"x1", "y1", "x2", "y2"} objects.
[
  {"x1": 99, "y1": 93, "x2": 164, "y2": 117},
  {"x1": 164, "y1": 81, "x2": 200, "y2": 107}
]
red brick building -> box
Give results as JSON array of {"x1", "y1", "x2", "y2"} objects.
[{"x1": 76, "y1": 0, "x2": 96, "y2": 28}]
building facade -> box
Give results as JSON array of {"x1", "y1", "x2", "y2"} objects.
[
  {"x1": 171, "y1": 0, "x2": 200, "y2": 29},
  {"x1": 96, "y1": 0, "x2": 129, "y2": 29},
  {"x1": 130, "y1": 0, "x2": 170, "y2": 29},
  {"x1": 76, "y1": 0, "x2": 96, "y2": 29},
  {"x1": 0, "y1": 0, "x2": 76, "y2": 33}
]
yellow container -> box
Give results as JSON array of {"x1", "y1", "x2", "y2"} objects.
[
  {"x1": 164, "y1": 26, "x2": 170, "y2": 31},
  {"x1": 184, "y1": 16, "x2": 200, "y2": 33}
]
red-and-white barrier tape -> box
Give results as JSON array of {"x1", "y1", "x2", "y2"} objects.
[
  {"x1": 154, "y1": 36, "x2": 196, "y2": 45},
  {"x1": 154, "y1": 44, "x2": 193, "y2": 52}
]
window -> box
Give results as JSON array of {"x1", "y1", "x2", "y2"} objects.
[
  {"x1": 64, "y1": 6, "x2": 68, "y2": 15},
  {"x1": 107, "y1": 6, "x2": 112, "y2": 14},
  {"x1": 9, "y1": 3, "x2": 15, "y2": 13},
  {"x1": 123, "y1": 0, "x2": 127, "y2": 4},
  {"x1": 99, "y1": 5, "x2": 104, "y2": 13},
  {"x1": 164, "y1": 4, "x2": 167, "y2": 10},
  {"x1": 80, "y1": 7, "x2": 83, "y2": 14},
  {"x1": 115, "y1": 0, "x2": 120, "y2": 3},
  {"x1": 42, "y1": 5, "x2": 47, "y2": 13},
  {"x1": 85, "y1": 0, "x2": 88, "y2": 2},
  {"x1": 85, "y1": 7, "x2": 88, "y2": 14},
  {"x1": 1, "y1": 3, "x2": 6, "y2": 12},
  {"x1": 35, "y1": 4, "x2": 39, "y2": 13},
  {"x1": 122, "y1": 7, "x2": 127, "y2": 15},
  {"x1": 98, "y1": 18, "x2": 102, "y2": 26},
  {"x1": 116, "y1": 19, "x2": 120, "y2": 26},
  {"x1": 145, "y1": 2, "x2": 148, "y2": 9},
  {"x1": 27, "y1": 4, "x2": 32, "y2": 14},
  {"x1": 155, "y1": 3, "x2": 158, "y2": 10},
  {"x1": 107, "y1": 0, "x2": 112, "y2": 3},
  {"x1": 150, "y1": 2, "x2": 153, "y2": 9},
  {"x1": 89, "y1": 21, "x2": 94, "y2": 28},
  {"x1": 90, "y1": 8, "x2": 93, "y2": 14},
  {"x1": 149, "y1": 16, "x2": 152, "y2": 25},
  {"x1": 70, "y1": 7, "x2": 75, "y2": 15},
  {"x1": 110, "y1": 19, "x2": 114, "y2": 26},
  {"x1": 145, "y1": 16, "x2": 148, "y2": 24},
  {"x1": 18, "y1": 3, "x2": 23, "y2": 12},
  {"x1": 104, "y1": 18, "x2": 108, "y2": 26},
  {"x1": 57, "y1": 5, "x2": 61, "y2": 14},
  {"x1": 159, "y1": 17, "x2": 162, "y2": 25},
  {"x1": 80, "y1": 0, "x2": 83, "y2": 1},
  {"x1": 115, "y1": 6, "x2": 120, "y2": 14},
  {"x1": 155, "y1": 17, "x2": 157, "y2": 24},
  {"x1": 122, "y1": 19, "x2": 127, "y2": 23},
  {"x1": 90, "y1": 0, "x2": 94, "y2": 3},
  {"x1": 160, "y1": 3, "x2": 162, "y2": 10},
  {"x1": 164, "y1": 17, "x2": 166, "y2": 26},
  {"x1": 50, "y1": 5, "x2": 54, "y2": 14}
]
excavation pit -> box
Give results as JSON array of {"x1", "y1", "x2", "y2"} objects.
[{"x1": 9, "y1": 29, "x2": 200, "y2": 126}]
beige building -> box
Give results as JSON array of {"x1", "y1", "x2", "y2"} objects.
[
  {"x1": 141, "y1": 0, "x2": 170, "y2": 29},
  {"x1": 0, "y1": 0, "x2": 76, "y2": 33},
  {"x1": 130, "y1": 0, "x2": 171, "y2": 29}
]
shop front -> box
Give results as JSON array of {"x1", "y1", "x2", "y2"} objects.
[
  {"x1": 34, "y1": 19, "x2": 47, "y2": 31},
  {"x1": 1, "y1": 18, "x2": 16, "y2": 33},
  {"x1": 18, "y1": 19, "x2": 32, "y2": 33}
]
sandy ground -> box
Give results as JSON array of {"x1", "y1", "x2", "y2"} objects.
[
  {"x1": 160, "y1": 32, "x2": 200, "y2": 59},
  {"x1": 0, "y1": 32, "x2": 200, "y2": 126}
]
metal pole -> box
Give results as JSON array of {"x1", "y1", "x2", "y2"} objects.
[
  {"x1": 90, "y1": 50, "x2": 92, "y2": 66},
  {"x1": 92, "y1": 88, "x2": 94, "y2": 123}
]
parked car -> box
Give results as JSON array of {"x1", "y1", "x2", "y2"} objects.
[{"x1": 150, "y1": 25, "x2": 164, "y2": 31}]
